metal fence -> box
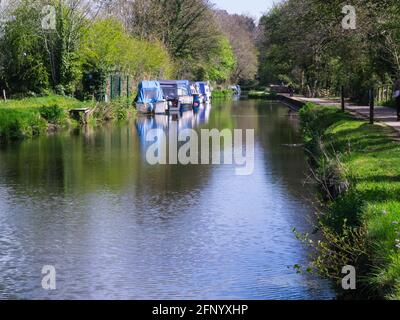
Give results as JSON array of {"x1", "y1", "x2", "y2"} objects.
[{"x1": 106, "y1": 74, "x2": 136, "y2": 101}]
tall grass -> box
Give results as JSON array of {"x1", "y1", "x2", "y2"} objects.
[
  {"x1": 247, "y1": 90, "x2": 278, "y2": 99},
  {"x1": 0, "y1": 95, "x2": 88, "y2": 141},
  {"x1": 0, "y1": 95, "x2": 92, "y2": 110},
  {"x1": 300, "y1": 103, "x2": 400, "y2": 299},
  {"x1": 0, "y1": 94, "x2": 135, "y2": 142},
  {"x1": 0, "y1": 108, "x2": 47, "y2": 140},
  {"x1": 211, "y1": 89, "x2": 234, "y2": 99}
]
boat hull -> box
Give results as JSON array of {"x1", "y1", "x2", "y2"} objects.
[
  {"x1": 154, "y1": 101, "x2": 168, "y2": 114},
  {"x1": 179, "y1": 95, "x2": 194, "y2": 111},
  {"x1": 136, "y1": 103, "x2": 154, "y2": 114}
]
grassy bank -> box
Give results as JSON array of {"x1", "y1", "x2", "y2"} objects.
[
  {"x1": 211, "y1": 89, "x2": 234, "y2": 99},
  {"x1": 0, "y1": 95, "x2": 134, "y2": 142},
  {"x1": 0, "y1": 95, "x2": 92, "y2": 110},
  {"x1": 299, "y1": 103, "x2": 400, "y2": 299},
  {"x1": 247, "y1": 90, "x2": 278, "y2": 99}
]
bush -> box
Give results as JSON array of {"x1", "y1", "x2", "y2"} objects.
[
  {"x1": 248, "y1": 90, "x2": 277, "y2": 99},
  {"x1": 212, "y1": 89, "x2": 234, "y2": 99},
  {"x1": 300, "y1": 103, "x2": 400, "y2": 299},
  {"x1": 92, "y1": 100, "x2": 132, "y2": 122},
  {"x1": 39, "y1": 105, "x2": 66, "y2": 125},
  {"x1": 0, "y1": 109, "x2": 47, "y2": 141}
]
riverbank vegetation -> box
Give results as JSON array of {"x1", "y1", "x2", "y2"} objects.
[
  {"x1": 0, "y1": 0, "x2": 258, "y2": 98},
  {"x1": 0, "y1": 0, "x2": 259, "y2": 141},
  {"x1": 300, "y1": 103, "x2": 400, "y2": 299},
  {"x1": 247, "y1": 91, "x2": 278, "y2": 100},
  {"x1": 0, "y1": 95, "x2": 89, "y2": 140},
  {"x1": 256, "y1": 0, "x2": 400, "y2": 299},
  {"x1": 212, "y1": 89, "x2": 235, "y2": 99}
]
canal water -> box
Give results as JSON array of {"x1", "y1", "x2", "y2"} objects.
[{"x1": 0, "y1": 99, "x2": 335, "y2": 299}]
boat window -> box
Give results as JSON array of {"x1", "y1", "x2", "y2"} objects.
[{"x1": 161, "y1": 86, "x2": 177, "y2": 99}]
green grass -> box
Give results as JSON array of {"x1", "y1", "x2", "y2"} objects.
[
  {"x1": 211, "y1": 89, "x2": 234, "y2": 99},
  {"x1": 300, "y1": 103, "x2": 400, "y2": 299},
  {"x1": 0, "y1": 95, "x2": 91, "y2": 141},
  {"x1": 0, "y1": 108, "x2": 47, "y2": 140},
  {"x1": 0, "y1": 95, "x2": 92, "y2": 110},
  {"x1": 248, "y1": 90, "x2": 278, "y2": 99}
]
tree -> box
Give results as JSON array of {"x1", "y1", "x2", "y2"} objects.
[
  {"x1": 124, "y1": 0, "x2": 226, "y2": 80},
  {"x1": 0, "y1": 0, "x2": 91, "y2": 95},
  {"x1": 80, "y1": 18, "x2": 174, "y2": 97},
  {"x1": 199, "y1": 36, "x2": 236, "y2": 84},
  {"x1": 0, "y1": 0, "x2": 50, "y2": 93},
  {"x1": 257, "y1": 0, "x2": 400, "y2": 99},
  {"x1": 214, "y1": 10, "x2": 258, "y2": 83}
]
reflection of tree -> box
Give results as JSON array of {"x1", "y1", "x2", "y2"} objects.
[
  {"x1": 0, "y1": 109, "x2": 217, "y2": 201},
  {"x1": 0, "y1": 136, "x2": 66, "y2": 196},
  {"x1": 252, "y1": 100, "x2": 313, "y2": 199}
]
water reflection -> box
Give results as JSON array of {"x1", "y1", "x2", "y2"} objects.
[
  {"x1": 135, "y1": 104, "x2": 212, "y2": 141},
  {"x1": 0, "y1": 100, "x2": 334, "y2": 300}
]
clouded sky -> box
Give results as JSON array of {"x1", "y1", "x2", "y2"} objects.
[{"x1": 212, "y1": 0, "x2": 278, "y2": 19}]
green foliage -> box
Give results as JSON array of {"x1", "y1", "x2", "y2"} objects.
[
  {"x1": 92, "y1": 100, "x2": 133, "y2": 123},
  {"x1": 1, "y1": 0, "x2": 244, "y2": 99},
  {"x1": 0, "y1": 95, "x2": 90, "y2": 141},
  {"x1": 300, "y1": 103, "x2": 400, "y2": 299},
  {"x1": 39, "y1": 105, "x2": 66, "y2": 125},
  {"x1": 257, "y1": 0, "x2": 400, "y2": 99},
  {"x1": 248, "y1": 91, "x2": 278, "y2": 99},
  {"x1": 127, "y1": 0, "x2": 237, "y2": 81},
  {"x1": 0, "y1": 1, "x2": 50, "y2": 93},
  {"x1": 202, "y1": 37, "x2": 236, "y2": 83},
  {"x1": 0, "y1": 108, "x2": 47, "y2": 140},
  {"x1": 0, "y1": 95, "x2": 92, "y2": 110},
  {"x1": 211, "y1": 89, "x2": 234, "y2": 99},
  {"x1": 0, "y1": 0, "x2": 86, "y2": 95},
  {"x1": 80, "y1": 18, "x2": 174, "y2": 99}
]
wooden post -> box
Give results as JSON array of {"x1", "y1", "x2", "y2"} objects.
[
  {"x1": 2, "y1": 89, "x2": 6, "y2": 101},
  {"x1": 369, "y1": 88, "x2": 374, "y2": 125},
  {"x1": 341, "y1": 85, "x2": 345, "y2": 112}
]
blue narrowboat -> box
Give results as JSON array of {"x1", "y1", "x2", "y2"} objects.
[
  {"x1": 159, "y1": 80, "x2": 194, "y2": 112},
  {"x1": 135, "y1": 81, "x2": 168, "y2": 114},
  {"x1": 196, "y1": 81, "x2": 212, "y2": 103}
]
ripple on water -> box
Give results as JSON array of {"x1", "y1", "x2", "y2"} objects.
[{"x1": 0, "y1": 101, "x2": 335, "y2": 299}]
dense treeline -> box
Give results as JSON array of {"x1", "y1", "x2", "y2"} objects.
[
  {"x1": 257, "y1": 0, "x2": 400, "y2": 100},
  {"x1": 214, "y1": 10, "x2": 258, "y2": 83},
  {"x1": 0, "y1": 0, "x2": 258, "y2": 98}
]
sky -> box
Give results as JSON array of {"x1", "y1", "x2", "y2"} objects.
[{"x1": 212, "y1": 0, "x2": 277, "y2": 20}]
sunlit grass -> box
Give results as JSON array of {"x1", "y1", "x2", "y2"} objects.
[
  {"x1": 301, "y1": 104, "x2": 400, "y2": 299},
  {"x1": 0, "y1": 95, "x2": 91, "y2": 141},
  {"x1": 0, "y1": 95, "x2": 92, "y2": 110}
]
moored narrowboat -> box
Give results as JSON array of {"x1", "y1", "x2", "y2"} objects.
[
  {"x1": 160, "y1": 80, "x2": 194, "y2": 112},
  {"x1": 196, "y1": 81, "x2": 212, "y2": 103},
  {"x1": 135, "y1": 81, "x2": 168, "y2": 114}
]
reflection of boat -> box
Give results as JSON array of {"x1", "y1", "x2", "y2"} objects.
[
  {"x1": 193, "y1": 103, "x2": 211, "y2": 127},
  {"x1": 190, "y1": 83, "x2": 201, "y2": 111},
  {"x1": 135, "y1": 106, "x2": 211, "y2": 148},
  {"x1": 230, "y1": 85, "x2": 241, "y2": 96},
  {"x1": 160, "y1": 80, "x2": 194, "y2": 112},
  {"x1": 135, "y1": 81, "x2": 168, "y2": 114},
  {"x1": 178, "y1": 109, "x2": 195, "y2": 131}
]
